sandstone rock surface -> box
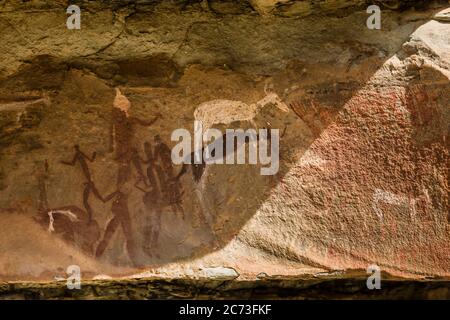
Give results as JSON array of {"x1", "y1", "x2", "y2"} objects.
[{"x1": 0, "y1": 1, "x2": 448, "y2": 288}]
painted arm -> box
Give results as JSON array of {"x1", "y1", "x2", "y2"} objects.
[
  {"x1": 134, "y1": 183, "x2": 148, "y2": 193},
  {"x1": 109, "y1": 122, "x2": 115, "y2": 153},
  {"x1": 60, "y1": 153, "x2": 78, "y2": 166},
  {"x1": 80, "y1": 150, "x2": 96, "y2": 162},
  {"x1": 131, "y1": 114, "x2": 161, "y2": 127},
  {"x1": 175, "y1": 164, "x2": 188, "y2": 180},
  {"x1": 102, "y1": 191, "x2": 119, "y2": 203}
]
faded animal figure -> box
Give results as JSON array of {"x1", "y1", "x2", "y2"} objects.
[
  {"x1": 110, "y1": 88, "x2": 160, "y2": 188},
  {"x1": 372, "y1": 188, "x2": 436, "y2": 223},
  {"x1": 45, "y1": 206, "x2": 100, "y2": 254},
  {"x1": 95, "y1": 188, "x2": 139, "y2": 266},
  {"x1": 34, "y1": 161, "x2": 100, "y2": 254}
]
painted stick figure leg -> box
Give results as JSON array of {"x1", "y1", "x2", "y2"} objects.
[
  {"x1": 37, "y1": 176, "x2": 49, "y2": 214},
  {"x1": 95, "y1": 215, "x2": 120, "y2": 257},
  {"x1": 117, "y1": 162, "x2": 131, "y2": 187},
  {"x1": 89, "y1": 182, "x2": 103, "y2": 202},
  {"x1": 82, "y1": 183, "x2": 95, "y2": 223},
  {"x1": 82, "y1": 181, "x2": 104, "y2": 224},
  {"x1": 132, "y1": 153, "x2": 149, "y2": 187},
  {"x1": 151, "y1": 210, "x2": 162, "y2": 252},
  {"x1": 120, "y1": 214, "x2": 138, "y2": 266}
]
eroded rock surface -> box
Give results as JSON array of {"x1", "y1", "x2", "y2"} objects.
[{"x1": 0, "y1": 0, "x2": 448, "y2": 286}]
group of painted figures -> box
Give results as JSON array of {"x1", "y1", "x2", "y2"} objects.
[
  {"x1": 35, "y1": 89, "x2": 185, "y2": 266},
  {"x1": 32, "y1": 87, "x2": 353, "y2": 266}
]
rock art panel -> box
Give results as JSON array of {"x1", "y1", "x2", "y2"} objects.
[{"x1": 0, "y1": 1, "x2": 448, "y2": 282}]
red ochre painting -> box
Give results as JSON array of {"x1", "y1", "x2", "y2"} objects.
[{"x1": 0, "y1": 1, "x2": 448, "y2": 300}]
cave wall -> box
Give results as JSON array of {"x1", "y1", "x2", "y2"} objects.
[{"x1": 0, "y1": 0, "x2": 449, "y2": 281}]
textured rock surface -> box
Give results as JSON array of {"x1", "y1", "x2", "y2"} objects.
[
  {"x1": 0, "y1": 0, "x2": 449, "y2": 293},
  {"x1": 2, "y1": 276, "x2": 450, "y2": 300}
]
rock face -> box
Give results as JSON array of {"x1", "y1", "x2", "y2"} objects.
[{"x1": 0, "y1": 0, "x2": 449, "y2": 285}]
